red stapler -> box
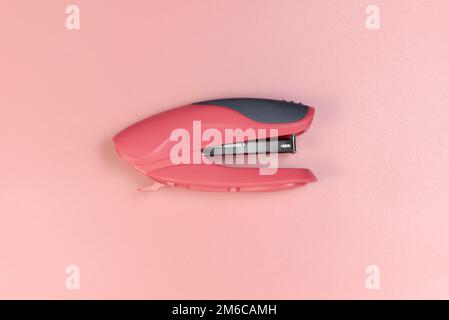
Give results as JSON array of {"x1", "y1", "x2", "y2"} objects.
[{"x1": 114, "y1": 98, "x2": 316, "y2": 192}]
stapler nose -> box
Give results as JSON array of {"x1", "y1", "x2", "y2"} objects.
[
  {"x1": 113, "y1": 124, "x2": 148, "y2": 166},
  {"x1": 113, "y1": 127, "x2": 156, "y2": 175},
  {"x1": 113, "y1": 131, "x2": 131, "y2": 163}
]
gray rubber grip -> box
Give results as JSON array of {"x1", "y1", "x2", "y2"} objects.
[{"x1": 193, "y1": 98, "x2": 309, "y2": 123}]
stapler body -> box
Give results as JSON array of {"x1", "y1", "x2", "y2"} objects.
[{"x1": 114, "y1": 98, "x2": 316, "y2": 192}]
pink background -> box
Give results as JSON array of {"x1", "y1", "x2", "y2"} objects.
[{"x1": 1, "y1": 0, "x2": 449, "y2": 299}]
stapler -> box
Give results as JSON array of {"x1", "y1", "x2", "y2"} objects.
[{"x1": 113, "y1": 98, "x2": 316, "y2": 192}]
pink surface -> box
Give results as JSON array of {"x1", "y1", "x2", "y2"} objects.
[{"x1": 1, "y1": 0, "x2": 449, "y2": 299}]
